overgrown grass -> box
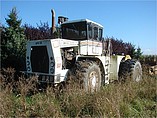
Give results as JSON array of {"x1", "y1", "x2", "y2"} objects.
[{"x1": 0, "y1": 68, "x2": 156, "y2": 117}]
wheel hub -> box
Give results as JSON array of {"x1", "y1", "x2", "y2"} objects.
[
  {"x1": 89, "y1": 71, "x2": 98, "y2": 91},
  {"x1": 134, "y1": 65, "x2": 142, "y2": 82}
]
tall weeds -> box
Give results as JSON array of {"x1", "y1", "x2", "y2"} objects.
[{"x1": 0, "y1": 67, "x2": 156, "y2": 117}]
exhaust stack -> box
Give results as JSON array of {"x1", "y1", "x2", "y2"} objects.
[{"x1": 51, "y1": 9, "x2": 56, "y2": 38}]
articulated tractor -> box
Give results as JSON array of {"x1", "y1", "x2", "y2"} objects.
[{"x1": 25, "y1": 10, "x2": 142, "y2": 92}]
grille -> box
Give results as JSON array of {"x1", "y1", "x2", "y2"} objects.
[{"x1": 30, "y1": 46, "x2": 49, "y2": 73}]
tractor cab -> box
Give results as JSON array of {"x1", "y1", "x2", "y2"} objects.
[
  {"x1": 61, "y1": 19, "x2": 104, "y2": 56},
  {"x1": 61, "y1": 19, "x2": 103, "y2": 41}
]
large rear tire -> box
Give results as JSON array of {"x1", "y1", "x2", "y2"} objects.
[
  {"x1": 71, "y1": 61, "x2": 102, "y2": 92},
  {"x1": 118, "y1": 59, "x2": 142, "y2": 82}
]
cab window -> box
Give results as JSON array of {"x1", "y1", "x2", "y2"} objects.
[
  {"x1": 94, "y1": 27, "x2": 98, "y2": 40},
  {"x1": 99, "y1": 29, "x2": 103, "y2": 41},
  {"x1": 88, "y1": 25, "x2": 92, "y2": 39}
]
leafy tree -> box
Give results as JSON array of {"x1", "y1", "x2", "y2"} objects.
[
  {"x1": 1, "y1": 7, "x2": 26, "y2": 70},
  {"x1": 54, "y1": 25, "x2": 61, "y2": 38},
  {"x1": 24, "y1": 21, "x2": 61, "y2": 40},
  {"x1": 105, "y1": 37, "x2": 143, "y2": 59},
  {"x1": 133, "y1": 46, "x2": 143, "y2": 59},
  {"x1": 24, "y1": 22, "x2": 53, "y2": 40},
  {"x1": 105, "y1": 37, "x2": 135, "y2": 56}
]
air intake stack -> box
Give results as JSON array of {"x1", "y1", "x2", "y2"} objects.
[{"x1": 58, "y1": 16, "x2": 68, "y2": 24}]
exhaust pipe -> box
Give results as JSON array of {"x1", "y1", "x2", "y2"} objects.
[{"x1": 51, "y1": 9, "x2": 56, "y2": 38}]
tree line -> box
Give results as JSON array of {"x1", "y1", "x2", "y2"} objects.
[{"x1": 0, "y1": 7, "x2": 142, "y2": 71}]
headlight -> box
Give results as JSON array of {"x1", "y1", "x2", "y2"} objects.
[
  {"x1": 27, "y1": 61, "x2": 30, "y2": 65},
  {"x1": 50, "y1": 61, "x2": 54, "y2": 67},
  {"x1": 50, "y1": 68, "x2": 54, "y2": 74},
  {"x1": 27, "y1": 66, "x2": 31, "y2": 71}
]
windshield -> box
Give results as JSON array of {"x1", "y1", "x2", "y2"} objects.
[{"x1": 61, "y1": 21, "x2": 87, "y2": 40}]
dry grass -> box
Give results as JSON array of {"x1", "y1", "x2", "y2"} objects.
[{"x1": 0, "y1": 67, "x2": 156, "y2": 117}]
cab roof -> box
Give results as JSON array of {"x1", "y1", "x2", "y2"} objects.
[{"x1": 61, "y1": 19, "x2": 103, "y2": 28}]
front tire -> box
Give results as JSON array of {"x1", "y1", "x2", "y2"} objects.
[{"x1": 72, "y1": 61, "x2": 102, "y2": 92}]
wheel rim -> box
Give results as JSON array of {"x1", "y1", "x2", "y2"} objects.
[
  {"x1": 89, "y1": 71, "x2": 99, "y2": 92},
  {"x1": 134, "y1": 64, "x2": 142, "y2": 82}
]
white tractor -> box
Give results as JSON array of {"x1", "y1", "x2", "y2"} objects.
[{"x1": 24, "y1": 10, "x2": 142, "y2": 92}]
